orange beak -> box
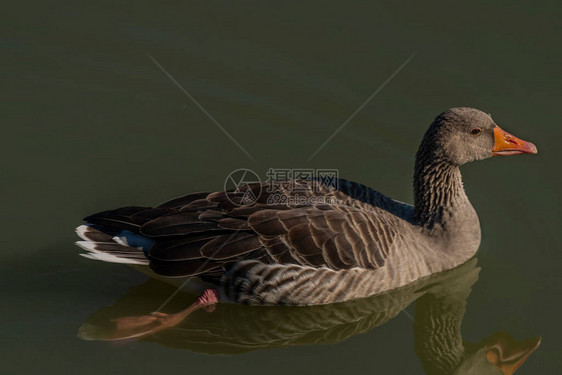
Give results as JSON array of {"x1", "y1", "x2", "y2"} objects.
[{"x1": 493, "y1": 126, "x2": 538, "y2": 156}]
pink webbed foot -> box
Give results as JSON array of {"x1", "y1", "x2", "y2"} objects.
[{"x1": 196, "y1": 289, "x2": 220, "y2": 312}]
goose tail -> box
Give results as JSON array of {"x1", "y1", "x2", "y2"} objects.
[{"x1": 75, "y1": 225, "x2": 151, "y2": 265}]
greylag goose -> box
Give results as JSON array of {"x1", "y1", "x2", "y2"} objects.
[
  {"x1": 78, "y1": 258, "x2": 541, "y2": 374},
  {"x1": 76, "y1": 107, "x2": 537, "y2": 306}
]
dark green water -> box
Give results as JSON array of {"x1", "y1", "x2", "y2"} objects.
[{"x1": 3, "y1": 1, "x2": 561, "y2": 374}]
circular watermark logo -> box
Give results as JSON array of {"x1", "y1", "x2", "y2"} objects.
[{"x1": 224, "y1": 168, "x2": 262, "y2": 206}]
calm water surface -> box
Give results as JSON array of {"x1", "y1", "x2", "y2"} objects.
[{"x1": 3, "y1": 2, "x2": 561, "y2": 374}]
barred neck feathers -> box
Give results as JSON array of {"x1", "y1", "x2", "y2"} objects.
[
  {"x1": 413, "y1": 158, "x2": 467, "y2": 228},
  {"x1": 413, "y1": 124, "x2": 469, "y2": 229}
]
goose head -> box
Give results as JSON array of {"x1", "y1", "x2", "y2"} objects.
[{"x1": 418, "y1": 107, "x2": 538, "y2": 166}]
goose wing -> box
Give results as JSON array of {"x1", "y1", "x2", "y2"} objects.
[{"x1": 84, "y1": 179, "x2": 405, "y2": 278}]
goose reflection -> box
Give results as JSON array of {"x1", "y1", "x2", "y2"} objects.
[{"x1": 79, "y1": 258, "x2": 540, "y2": 374}]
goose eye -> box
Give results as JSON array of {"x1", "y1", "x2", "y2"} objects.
[{"x1": 471, "y1": 128, "x2": 482, "y2": 135}]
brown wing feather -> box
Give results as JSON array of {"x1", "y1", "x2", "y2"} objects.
[
  {"x1": 244, "y1": 201, "x2": 399, "y2": 270},
  {"x1": 84, "y1": 179, "x2": 403, "y2": 278},
  {"x1": 157, "y1": 192, "x2": 211, "y2": 208}
]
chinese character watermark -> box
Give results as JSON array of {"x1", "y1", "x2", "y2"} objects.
[{"x1": 224, "y1": 168, "x2": 339, "y2": 206}]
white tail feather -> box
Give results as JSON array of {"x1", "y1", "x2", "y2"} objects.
[
  {"x1": 75, "y1": 225, "x2": 92, "y2": 241},
  {"x1": 79, "y1": 252, "x2": 147, "y2": 265},
  {"x1": 112, "y1": 236, "x2": 129, "y2": 247},
  {"x1": 76, "y1": 226, "x2": 149, "y2": 265},
  {"x1": 76, "y1": 225, "x2": 113, "y2": 242}
]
